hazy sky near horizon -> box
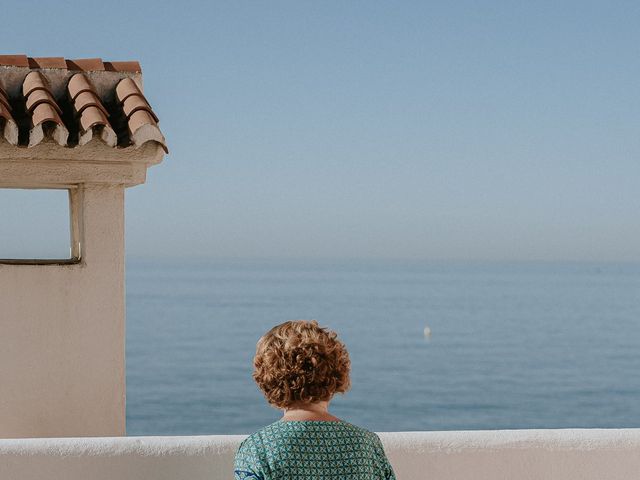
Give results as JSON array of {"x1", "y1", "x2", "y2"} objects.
[{"x1": 2, "y1": 1, "x2": 640, "y2": 261}]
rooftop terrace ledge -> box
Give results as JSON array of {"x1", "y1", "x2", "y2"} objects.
[{"x1": 1, "y1": 428, "x2": 640, "y2": 480}]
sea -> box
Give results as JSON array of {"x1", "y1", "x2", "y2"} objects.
[{"x1": 125, "y1": 259, "x2": 640, "y2": 435}]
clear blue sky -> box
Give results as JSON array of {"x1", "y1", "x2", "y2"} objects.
[{"x1": 3, "y1": 1, "x2": 640, "y2": 261}]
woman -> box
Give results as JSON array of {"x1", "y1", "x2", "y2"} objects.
[{"x1": 234, "y1": 320, "x2": 396, "y2": 479}]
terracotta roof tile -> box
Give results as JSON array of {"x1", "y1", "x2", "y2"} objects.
[
  {"x1": 122, "y1": 94, "x2": 159, "y2": 122},
  {"x1": 26, "y1": 89, "x2": 63, "y2": 115},
  {"x1": 22, "y1": 71, "x2": 53, "y2": 97},
  {"x1": 0, "y1": 78, "x2": 18, "y2": 144},
  {"x1": 115, "y1": 77, "x2": 144, "y2": 102},
  {"x1": 29, "y1": 102, "x2": 68, "y2": 147},
  {"x1": 67, "y1": 73, "x2": 98, "y2": 100},
  {"x1": 68, "y1": 73, "x2": 116, "y2": 147},
  {"x1": 78, "y1": 105, "x2": 108, "y2": 130},
  {"x1": 28, "y1": 57, "x2": 67, "y2": 69},
  {"x1": 73, "y1": 90, "x2": 109, "y2": 117},
  {"x1": 65, "y1": 58, "x2": 105, "y2": 71},
  {"x1": 22, "y1": 72, "x2": 62, "y2": 114},
  {"x1": 30, "y1": 102, "x2": 62, "y2": 125},
  {"x1": 77, "y1": 105, "x2": 116, "y2": 147},
  {"x1": 0, "y1": 101, "x2": 11, "y2": 118},
  {"x1": 0, "y1": 99, "x2": 14, "y2": 119},
  {"x1": 0, "y1": 101, "x2": 12, "y2": 117},
  {"x1": 0, "y1": 79, "x2": 11, "y2": 110},
  {"x1": 116, "y1": 78, "x2": 167, "y2": 152},
  {"x1": 22, "y1": 72, "x2": 68, "y2": 147},
  {"x1": 0, "y1": 109, "x2": 19, "y2": 145},
  {"x1": 0, "y1": 88, "x2": 12, "y2": 112},
  {"x1": 104, "y1": 61, "x2": 141, "y2": 73},
  {"x1": 127, "y1": 110, "x2": 167, "y2": 153},
  {"x1": 0, "y1": 98, "x2": 11, "y2": 116},
  {"x1": 0, "y1": 80, "x2": 10, "y2": 101},
  {"x1": 23, "y1": 72, "x2": 63, "y2": 116},
  {"x1": 0, "y1": 54, "x2": 165, "y2": 152},
  {"x1": 0, "y1": 99, "x2": 19, "y2": 145},
  {"x1": 128, "y1": 109, "x2": 157, "y2": 131},
  {"x1": 0, "y1": 55, "x2": 29, "y2": 67}
]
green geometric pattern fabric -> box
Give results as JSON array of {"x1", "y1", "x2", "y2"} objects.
[{"x1": 234, "y1": 420, "x2": 396, "y2": 480}]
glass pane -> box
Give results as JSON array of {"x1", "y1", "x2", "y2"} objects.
[{"x1": 0, "y1": 189, "x2": 71, "y2": 260}]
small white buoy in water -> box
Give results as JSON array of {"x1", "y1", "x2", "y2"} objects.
[{"x1": 423, "y1": 326, "x2": 432, "y2": 338}]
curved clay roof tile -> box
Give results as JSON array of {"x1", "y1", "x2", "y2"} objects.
[
  {"x1": 73, "y1": 91, "x2": 109, "y2": 117},
  {"x1": 0, "y1": 102, "x2": 19, "y2": 145},
  {"x1": 28, "y1": 103, "x2": 69, "y2": 147},
  {"x1": 79, "y1": 106, "x2": 108, "y2": 131},
  {"x1": 67, "y1": 73, "x2": 99, "y2": 101},
  {"x1": 0, "y1": 78, "x2": 10, "y2": 105},
  {"x1": 115, "y1": 77, "x2": 144, "y2": 103},
  {"x1": 76, "y1": 106, "x2": 116, "y2": 147},
  {"x1": 128, "y1": 110, "x2": 167, "y2": 153},
  {"x1": 66, "y1": 73, "x2": 116, "y2": 147},
  {"x1": 0, "y1": 103, "x2": 11, "y2": 119},
  {"x1": 0, "y1": 90, "x2": 11, "y2": 112},
  {"x1": 23, "y1": 71, "x2": 53, "y2": 97},
  {"x1": 128, "y1": 109, "x2": 156, "y2": 133},
  {"x1": 0, "y1": 55, "x2": 166, "y2": 152},
  {"x1": 114, "y1": 77, "x2": 166, "y2": 152},
  {"x1": 25, "y1": 89, "x2": 63, "y2": 115},
  {"x1": 122, "y1": 95, "x2": 158, "y2": 122},
  {"x1": 31, "y1": 103, "x2": 63, "y2": 127},
  {"x1": 0, "y1": 102, "x2": 10, "y2": 117}
]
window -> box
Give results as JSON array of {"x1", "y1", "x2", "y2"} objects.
[{"x1": 0, "y1": 188, "x2": 81, "y2": 264}]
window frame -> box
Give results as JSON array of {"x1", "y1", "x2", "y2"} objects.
[{"x1": 0, "y1": 186, "x2": 83, "y2": 265}]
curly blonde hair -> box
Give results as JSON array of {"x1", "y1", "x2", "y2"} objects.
[{"x1": 252, "y1": 320, "x2": 351, "y2": 409}]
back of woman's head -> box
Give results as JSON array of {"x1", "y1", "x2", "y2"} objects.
[{"x1": 253, "y1": 320, "x2": 351, "y2": 409}]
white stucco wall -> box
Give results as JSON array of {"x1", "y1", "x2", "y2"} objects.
[
  {"x1": 0, "y1": 186, "x2": 126, "y2": 438},
  {"x1": 1, "y1": 429, "x2": 639, "y2": 480}
]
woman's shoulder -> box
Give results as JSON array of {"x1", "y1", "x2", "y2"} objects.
[
  {"x1": 260, "y1": 418, "x2": 374, "y2": 432},
  {"x1": 239, "y1": 419, "x2": 380, "y2": 449}
]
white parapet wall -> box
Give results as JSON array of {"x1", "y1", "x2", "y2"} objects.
[{"x1": 1, "y1": 429, "x2": 640, "y2": 480}]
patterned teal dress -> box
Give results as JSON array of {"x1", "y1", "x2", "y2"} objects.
[{"x1": 234, "y1": 420, "x2": 396, "y2": 480}]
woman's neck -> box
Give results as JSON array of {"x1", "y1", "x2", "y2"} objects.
[{"x1": 280, "y1": 400, "x2": 341, "y2": 422}]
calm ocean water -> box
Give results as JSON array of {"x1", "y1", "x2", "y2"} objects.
[{"x1": 126, "y1": 259, "x2": 640, "y2": 435}]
